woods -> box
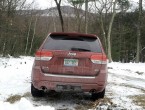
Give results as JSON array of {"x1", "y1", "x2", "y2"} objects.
[{"x1": 0, "y1": 0, "x2": 145, "y2": 62}]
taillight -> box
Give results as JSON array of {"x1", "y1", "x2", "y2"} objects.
[
  {"x1": 35, "y1": 51, "x2": 53, "y2": 61},
  {"x1": 91, "y1": 54, "x2": 107, "y2": 64}
]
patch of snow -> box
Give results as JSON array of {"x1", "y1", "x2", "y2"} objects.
[
  {"x1": 108, "y1": 62, "x2": 145, "y2": 79},
  {"x1": 0, "y1": 98, "x2": 55, "y2": 110},
  {"x1": 0, "y1": 56, "x2": 34, "y2": 101}
]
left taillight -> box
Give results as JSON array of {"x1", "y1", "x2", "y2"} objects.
[{"x1": 35, "y1": 50, "x2": 53, "y2": 61}]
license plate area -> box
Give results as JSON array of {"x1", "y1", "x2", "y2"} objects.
[
  {"x1": 64, "y1": 59, "x2": 78, "y2": 66},
  {"x1": 56, "y1": 85, "x2": 81, "y2": 92}
]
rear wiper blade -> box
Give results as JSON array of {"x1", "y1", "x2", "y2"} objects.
[{"x1": 71, "y1": 48, "x2": 91, "y2": 52}]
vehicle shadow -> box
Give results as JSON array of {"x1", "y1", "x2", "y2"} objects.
[{"x1": 29, "y1": 92, "x2": 95, "y2": 110}]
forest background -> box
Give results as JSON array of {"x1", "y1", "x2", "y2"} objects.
[{"x1": 0, "y1": 0, "x2": 145, "y2": 63}]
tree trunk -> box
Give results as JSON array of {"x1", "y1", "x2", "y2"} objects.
[
  {"x1": 25, "y1": 15, "x2": 32, "y2": 55},
  {"x1": 53, "y1": 17, "x2": 56, "y2": 32},
  {"x1": 10, "y1": 36, "x2": 17, "y2": 56},
  {"x1": 135, "y1": 0, "x2": 142, "y2": 63},
  {"x1": 2, "y1": 40, "x2": 6, "y2": 57},
  {"x1": 85, "y1": 0, "x2": 88, "y2": 33},
  {"x1": 100, "y1": 13, "x2": 107, "y2": 53},
  {"x1": 54, "y1": 0, "x2": 64, "y2": 32},
  {"x1": 29, "y1": 16, "x2": 38, "y2": 55},
  {"x1": 136, "y1": 26, "x2": 141, "y2": 63},
  {"x1": 107, "y1": 0, "x2": 117, "y2": 62},
  {"x1": 73, "y1": 4, "x2": 82, "y2": 32}
]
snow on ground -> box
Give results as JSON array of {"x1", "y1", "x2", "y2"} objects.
[
  {"x1": 0, "y1": 56, "x2": 33, "y2": 100},
  {"x1": 0, "y1": 56, "x2": 145, "y2": 110},
  {"x1": 107, "y1": 62, "x2": 145, "y2": 109}
]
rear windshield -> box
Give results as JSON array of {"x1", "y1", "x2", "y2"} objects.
[{"x1": 42, "y1": 35, "x2": 102, "y2": 53}]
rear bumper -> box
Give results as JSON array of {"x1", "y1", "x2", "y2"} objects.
[
  {"x1": 33, "y1": 80, "x2": 105, "y2": 92},
  {"x1": 31, "y1": 66, "x2": 107, "y2": 93}
]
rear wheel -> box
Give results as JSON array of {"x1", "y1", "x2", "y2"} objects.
[
  {"x1": 31, "y1": 84, "x2": 44, "y2": 97},
  {"x1": 91, "y1": 89, "x2": 105, "y2": 100}
]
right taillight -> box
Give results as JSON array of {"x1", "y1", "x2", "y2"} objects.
[
  {"x1": 35, "y1": 50, "x2": 53, "y2": 61},
  {"x1": 91, "y1": 54, "x2": 107, "y2": 64}
]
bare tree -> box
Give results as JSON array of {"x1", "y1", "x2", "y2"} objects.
[
  {"x1": 93, "y1": 0, "x2": 117, "y2": 62},
  {"x1": 0, "y1": 0, "x2": 28, "y2": 56},
  {"x1": 93, "y1": 0, "x2": 111, "y2": 53},
  {"x1": 29, "y1": 16, "x2": 38, "y2": 54},
  {"x1": 54, "y1": 0, "x2": 64, "y2": 32},
  {"x1": 85, "y1": 0, "x2": 88, "y2": 33},
  {"x1": 25, "y1": 14, "x2": 32, "y2": 55},
  {"x1": 93, "y1": 0, "x2": 129, "y2": 62},
  {"x1": 68, "y1": 0, "x2": 84, "y2": 32},
  {"x1": 107, "y1": 0, "x2": 118, "y2": 62}
]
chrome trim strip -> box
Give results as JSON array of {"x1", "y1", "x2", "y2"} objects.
[
  {"x1": 101, "y1": 61, "x2": 107, "y2": 64},
  {"x1": 91, "y1": 60, "x2": 107, "y2": 64},
  {"x1": 44, "y1": 73, "x2": 96, "y2": 79}
]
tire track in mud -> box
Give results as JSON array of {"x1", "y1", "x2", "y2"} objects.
[
  {"x1": 106, "y1": 71, "x2": 144, "y2": 109},
  {"x1": 108, "y1": 72, "x2": 145, "y2": 92}
]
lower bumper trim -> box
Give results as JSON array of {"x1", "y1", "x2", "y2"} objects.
[{"x1": 44, "y1": 73, "x2": 96, "y2": 79}]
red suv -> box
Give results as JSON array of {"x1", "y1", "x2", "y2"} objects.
[{"x1": 31, "y1": 32, "x2": 108, "y2": 99}]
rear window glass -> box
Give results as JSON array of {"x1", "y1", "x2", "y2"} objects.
[{"x1": 42, "y1": 35, "x2": 102, "y2": 53}]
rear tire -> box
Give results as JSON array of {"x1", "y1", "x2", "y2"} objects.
[
  {"x1": 31, "y1": 84, "x2": 44, "y2": 97},
  {"x1": 91, "y1": 89, "x2": 105, "y2": 100}
]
